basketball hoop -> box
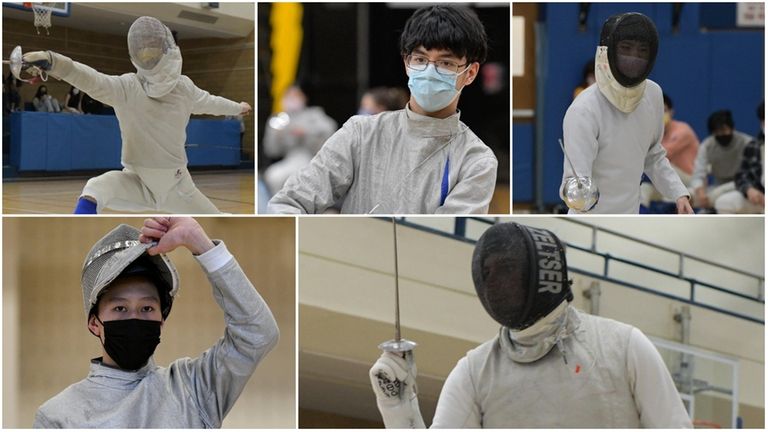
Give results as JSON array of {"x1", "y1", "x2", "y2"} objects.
[{"x1": 29, "y1": 2, "x2": 55, "y2": 35}]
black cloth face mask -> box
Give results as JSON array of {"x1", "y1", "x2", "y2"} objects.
[
  {"x1": 96, "y1": 317, "x2": 162, "y2": 370},
  {"x1": 715, "y1": 134, "x2": 733, "y2": 146}
]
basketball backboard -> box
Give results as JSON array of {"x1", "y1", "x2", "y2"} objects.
[{"x1": 3, "y1": 2, "x2": 70, "y2": 16}]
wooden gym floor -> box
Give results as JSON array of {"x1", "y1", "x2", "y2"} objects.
[{"x1": 3, "y1": 170, "x2": 255, "y2": 214}]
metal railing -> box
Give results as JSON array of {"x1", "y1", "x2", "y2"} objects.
[{"x1": 395, "y1": 217, "x2": 765, "y2": 325}]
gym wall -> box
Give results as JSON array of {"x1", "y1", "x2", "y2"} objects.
[{"x1": 2, "y1": 16, "x2": 255, "y2": 161}]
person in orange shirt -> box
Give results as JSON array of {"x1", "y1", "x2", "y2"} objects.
[{"x1": 640, "y1": 94, "x2": 700, "y2": 208}]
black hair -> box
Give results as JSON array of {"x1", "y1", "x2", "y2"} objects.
[
  {"x1": 400, "y1": 5, "x2": 488, "y2": 64},
  {"x1": 707, "y1": 110, "x2": 734, "y2": 133},
  {"x1": 757, "y1": 101, "x2": 764, "y2": 122},
  {"x1": 88, "y1": 255, "x2": 173, "y2": 321},
  {"x1": 366, "y1": 86, "x2": 409, "y2": 111},
  {"x1": 663, "y1": 93, "x2": 673, "y2": 110},
  {"x1": 35, "y1": 85, "x2": 48, "y2": 99}
]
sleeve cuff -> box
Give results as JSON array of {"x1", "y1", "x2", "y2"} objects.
[
  {"x1": 49, "y1": 51, "x2": 73, "y2": 79},
  {"x1": 195, "y1": 240, "x2": 233, "y2": 273}
]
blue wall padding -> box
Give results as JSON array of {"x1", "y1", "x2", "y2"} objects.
[
  {"x1": 513, "y1": 121, "x2": 534, "y2": 202},
  {"x1": 9, "y1": 112, "x2": 241, "y2": 172},
  {"x1": 534, "y1": 3, "x2": 764, "y2": 204}
]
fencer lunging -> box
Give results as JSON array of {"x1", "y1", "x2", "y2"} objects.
[
  {"x1": 22, "y1": 16, "x2": 251, "y2": 214},
  {"x1": 369, "y1": 223, "x2": 692, "y2": 428},
  {"x1": 560, "y1": 13, "x2": 692, "y2": 214}
]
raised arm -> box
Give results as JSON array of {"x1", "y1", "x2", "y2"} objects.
[
  {"x1": 369, "y1": 352, "x2": 427, "y2": 428},
  {"x1": 189, "y1": 79, "x2": 248, "y2": 116},
  {"x1": 140, "y1": 218, "x2": 279, "y2": 428}
]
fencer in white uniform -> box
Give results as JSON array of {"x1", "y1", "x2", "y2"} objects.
[
  {"x1": 369, "y1": 222, "x2": 692, "y2": 428},
  {"x1": 23, "y1": 16, "x2": 250, "y2": 214},
  {"x1": 262, "y1": 86, "x2": 338, "y2": 197},
  {"x1": 560, "y1": 13, "x2": 692, "y2": 214},
  {"x1": 267, "y1": 5, "x2": 498, "y2": 214}
]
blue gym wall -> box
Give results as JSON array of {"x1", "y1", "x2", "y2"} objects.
[{"x1": 515, "y1": 3, "x2": 765, "y2": 205}]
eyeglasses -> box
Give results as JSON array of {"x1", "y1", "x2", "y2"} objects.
[{"x1": 405, "y1": 54, "x2": 469, "y2": 77}]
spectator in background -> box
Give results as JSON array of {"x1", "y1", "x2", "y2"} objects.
[
  {"x1": 225, "y1": 113, "x2": 245, "y2": 150},
  {"x1": 262, "y1": 85, "x2": 338, "y2": 196},
  {"x1": 572, "y1": 60, "x2": 595, "y2": 100},
  {"x1": 358, "y1": 86, "x2": 409, "y2": 115},
  {"x1": 715, "y1": 102, "x2": 764, "y2": 214},
  {"x1": 3, "y1": 73, "x2": 22, "y2": 113},
  {"x1": 32, "y1": 85, "x2": 61, "y2": 113},
  {"x1": 691, "y1": 110, "x2": 752, "y2": 211},
  {"x1": 81, "y1": 92, "x2": 104, "y2": 115},
  {"x1": 63, "y1": 85, "x2": 84, "y2": 114},
  {"x1": 640, "y1": 94, "x2": 700, "y2": 208}
]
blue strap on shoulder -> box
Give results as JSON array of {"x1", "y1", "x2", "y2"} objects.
[{"x1": 440, "y1": 157, "x2": 450, "y2": 206}]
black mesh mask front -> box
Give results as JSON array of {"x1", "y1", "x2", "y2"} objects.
[
  {"x1": 600, "y1": 12, "x2": 659, "y2": 88},
  {"x1": 472, "y1": 223, "x2": 573, "y2": 330}
]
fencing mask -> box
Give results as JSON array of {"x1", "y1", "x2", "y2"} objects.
[
  {"x1": 82, "y1": 224, "x2": 179, "y2": 320},
  {"x1": 595, "y1": 12, "x2": 659, "y2": 113},
  {"x1": 472, "y1": 223, "x2": 573, "y2": 330},
  {"x1": 127, "y1": 16, "x2": 182, "y2": 98}
]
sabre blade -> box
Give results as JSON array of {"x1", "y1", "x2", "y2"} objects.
[
  {"x1": 392, "y1": 217, "x2": 401, "y2": 342},
  {"x1": 377, "y1": 217, "x2": 417, "y2": 354}
]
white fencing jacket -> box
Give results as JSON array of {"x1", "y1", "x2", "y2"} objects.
[
  {"x1": 561, "y1": 81, "x2": 688, "y2": 213},
  {"x1": 48, "y1": 52, "x2": 243, "y2": 171},
  {"x1": 379, "y1": 307, "x2": 692, "y2": 428},
  {"x1": 34, "y1": 242, "x2": 279, "y2": 428}
]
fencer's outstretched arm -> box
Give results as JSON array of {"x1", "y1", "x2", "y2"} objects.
[
  {"x1": 627, "y1": 328, "x2": 693, "y2": 428},
  {"x1": 369, "y1": 352, "x2": 428, "y2": 428},
  {"x1": 435, "y1": 156, "x2": 497, "y2": 214},
  {"x1": 188, "y1": 79, "x2": 248, "y2": 116},
  {"x1": 267, "y1": 123, "x2": 356, "y2": 214},
  {"x1": 42, "y1": 51, "x2": 130, "y2": 108}
]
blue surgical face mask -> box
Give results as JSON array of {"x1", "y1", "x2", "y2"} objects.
[{"x1": 407, "y1": 64, "x2": 470, "y2": 113}]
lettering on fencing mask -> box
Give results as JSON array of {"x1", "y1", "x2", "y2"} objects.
[{"x1": 471, "y1": 223, "x2": 573, "y2": 330}]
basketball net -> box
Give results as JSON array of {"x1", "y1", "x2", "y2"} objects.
[{"x1": 27, "y1": 2, "x2": 54, "y2": 35}]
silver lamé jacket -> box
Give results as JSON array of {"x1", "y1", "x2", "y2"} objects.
[{"x1": 268, "y1": 105, "x2": 498, "y2": 214}]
